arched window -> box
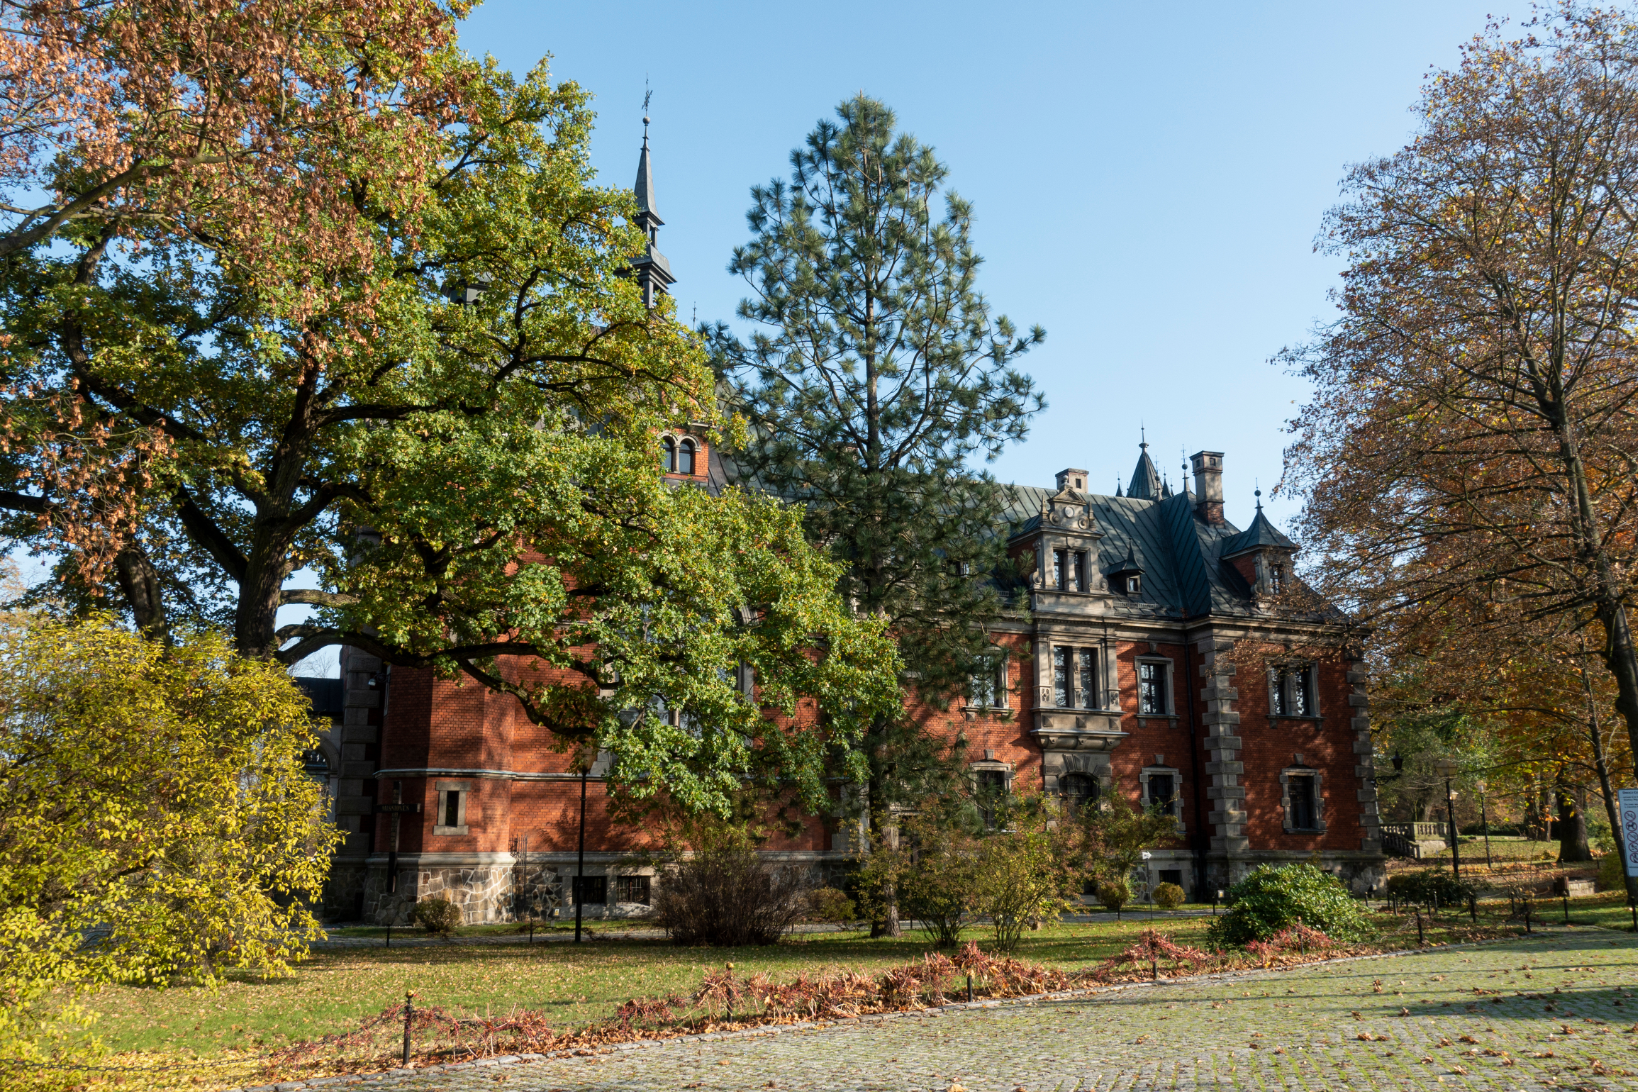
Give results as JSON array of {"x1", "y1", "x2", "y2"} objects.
[
  {"x1": 1060, "y1": 771, "x2": 1098, "y2": 813},
  {"x1": 661, "y1": 436, "x2": 677, "y2": 472},
  {"x1": 678, "y1": 439, "x2": 696, "y2": 475}
]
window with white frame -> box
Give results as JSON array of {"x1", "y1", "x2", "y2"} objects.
[
  {"x1": 1269, "y1": 663, "x2": 1315, "y2": 717},
  {"x1": 1137, "y1": 660, "x2": 1170, "y2": 715}
]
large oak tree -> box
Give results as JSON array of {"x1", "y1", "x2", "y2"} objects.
[{"x1": 0, "y1": 1, "x2": 899, "y2": 813}]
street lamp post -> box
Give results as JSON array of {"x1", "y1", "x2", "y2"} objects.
[
  {"x1": 1435, "y1": 757, "x2": 1461, "y2": 881},
  {"x1": 1476, "y1": 778, "x2": 1493, "y2": 870}
]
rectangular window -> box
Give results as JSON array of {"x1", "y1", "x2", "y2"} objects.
[
  {"x1": 1288, "y1": 776, "x2": 1318, "y2": 831},
  {"x1": 1270, "y1": 564, "x2": 1286, "y2": 593},
  {"x1": 1270, "y1": 665, "x2": 1314, "y2": 717},
  {"x1": 442, "y1": 790, "x2": 460, "y2": 829},
  {"x1": 1148, "y1": 773, "x2": 1176, "y2": 816},
  {"x1": 1138, "y1": 662, "x2": 1167, "y2": 714},
  {"x1": 1076, "y1": 648, "x2": 1097, "y2": 708},
  {"x1": 969, "y1": 655, "x2": 1003, "y2": 709},
  {"x1": 1053, "y1": 549, "x2": 1068, "y2": 590},
  {"x1": 975, "y1": 768, "x2": 1009, "y2": 829},
  {"x1": 1074, "y1": 551, "x2": 1088, "y2": 592},
  {"x1": 573, "y1": 875, "x2": 608, "y2": 905},
  {"x1": 614, "y1": 875, "x2": 651, "y2": 905},
  {"x1": 1053, "y1": 646, "x2": 1070, "y2": 706}
]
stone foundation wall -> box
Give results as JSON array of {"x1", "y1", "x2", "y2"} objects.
[
  {"x1": 322, "y1": 857, "x2": 370, "y2": 922},
  {"x1": 356, "y1": 851, "x2": 846, "y2": 926}
]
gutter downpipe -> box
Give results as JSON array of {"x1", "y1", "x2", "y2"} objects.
[{"x1": 1183, "y1": 632, "x2": 1210, "y2": 901}]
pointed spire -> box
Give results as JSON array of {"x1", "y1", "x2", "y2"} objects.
[
  {"x1": 628, "y1": 104, "x2": 674, "y2": 309},
  {"x1": 1126, "y1": 435, "x2": 1162, "y2": 500},
  {"x1": 634, "y1": 114, "x2": 660, "y2": 227},
  {"x1": 1115, "y1": 479, "x2": 1123, "y2": 498}
]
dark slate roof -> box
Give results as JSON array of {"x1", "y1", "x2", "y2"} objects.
[
  {"x1": 1126, "y1": 447, "x2": 1162, "y2": 500},
  {"x1": 1001, "y1": 485, "x2": 1300, "y2": 621},
  {"x1": 1220, "y1": 506, "x2": 1296, "y2": 557},
  {"x1": 635, "y1": 130, "x2": 660, "y2": 224}
]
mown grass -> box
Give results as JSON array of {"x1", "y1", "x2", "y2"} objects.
[{"x1": 84, "y1": 919, "x2": 1218, "y2": 1058}]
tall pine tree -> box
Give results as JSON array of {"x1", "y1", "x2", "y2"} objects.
[{"x1": 709, "y1": 95, "x2": 1043, "y2": 933}]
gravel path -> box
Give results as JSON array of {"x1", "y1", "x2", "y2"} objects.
[{"x1": 240, "y1": 928, "x2": 1638, "y2": 1091}]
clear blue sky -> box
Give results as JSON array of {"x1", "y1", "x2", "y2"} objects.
[{"x1": 458, "y1": 0, "x2": 1532, "y2": 531}]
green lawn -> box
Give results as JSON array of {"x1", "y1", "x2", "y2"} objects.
[{"x1": 86, "y1": 920, "x2": 1213, "y2": 1059}]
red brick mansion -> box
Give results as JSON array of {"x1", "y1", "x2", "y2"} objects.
[{"x1": 300, "y1": 132, "x2": 1385, "y2": 924}]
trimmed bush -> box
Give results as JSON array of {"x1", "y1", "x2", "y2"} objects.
[
  {"x1": 806, "y1": 886, "x2": 857, "y2": 924},
  {"x1": 654, "y1": 843, "x2": 806, "y2": 946},
  {"x1": 1098, "y1": 878, "x2": 1130, "y2": 913},
  {"x1": 413, "y1": 896, "x2": 463, "y2": 937},
  {"x1": 1153, "y1": 882, "x2": 1185, "y2": 910},
  {"x1": 1206, "y1": 864, "x2": 1374, "y2": 948},
  {"x1": 1386, "y1": 869, "x2": 1472, "y2": 906}
]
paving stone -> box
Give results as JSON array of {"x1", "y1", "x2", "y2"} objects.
[{"x1": 319, "y1": 930, "x2": 1638, "y2": 1091}]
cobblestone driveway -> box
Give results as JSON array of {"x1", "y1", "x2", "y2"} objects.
[{"x1": 345, "y1": 930, "x2": 1638, "y2": 1091}]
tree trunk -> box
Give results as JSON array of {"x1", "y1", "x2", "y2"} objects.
[
  {"x1": 866, "y1": 764, "x2": 901, "y2": 938},
  {"x1": 1576, "y1": 645, "x2": 1638, "y2": 904},
  {"x1": 1556, "y1": 773, "x2": 1594, "y2": 863},
  {"x1": 1550, "y1": 417, "x2": 1638, "y2": 785},
  {"x1": 114, "y1": 545, "x2": 168, "y2": 641}
]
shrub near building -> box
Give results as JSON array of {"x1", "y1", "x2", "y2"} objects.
[{"x1": 1207, "y1": 864, "x2": 1375, "y2": 947}]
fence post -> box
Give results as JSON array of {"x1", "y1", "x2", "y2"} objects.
[
  {"x1": 1469, "y1": 895, "x2": 1477, "y2": 923},
  {"x1": 402, "y1": 991, "x2": 414, "y2": 1066},
  {"x1": 1415, "y1": 909, "x2": 1424, "y2": 946},
  {"x1": 1562, "y1": 895, "x2": 1569, "y2": 925},
  {"x1": 966, "y1": 973, "x2": 973, "y2": 1002}
]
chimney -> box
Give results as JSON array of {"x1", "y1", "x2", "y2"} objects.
[
  {"x1": 1190, "y1": 451, "x2": 1224, "y2": 523},
  {"x1": 1055, "y1": 468, "x2": 1089, "y2": 493}
]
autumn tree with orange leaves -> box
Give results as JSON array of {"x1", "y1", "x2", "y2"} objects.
[{"x1": 1281, "y1": 5, "x2": 1638, "y2": 804}]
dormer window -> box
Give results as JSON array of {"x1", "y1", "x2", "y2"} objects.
[
  {"x1": 1126, "y1": 575, "x2": 1141, "y2": 595},
  {"x1": 678, "y1": 439, "x2": 696, "y2": 475},
  {"x1": 1270, "y1": 564, "x2": 1286, "y2": 593}
]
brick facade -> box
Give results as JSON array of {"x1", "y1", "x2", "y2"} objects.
[{"x1": 314, "y1": 442, "x2": 1382, "y2": 924}]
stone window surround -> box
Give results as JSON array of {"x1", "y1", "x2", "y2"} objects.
[
  {"x1": 1134, "y1": 653, "x2": 1178, "y2": 722},
  {"x1": 1036, "y1": 633, "x2": 1118, "y2": 712},
  {"x1": 1137, "y1": 757, "x2": 1186, "y2": 833},
  {"x1": 1267, "y1": 660, "x2": 1322, "y2": 724},
  {"x1": 1278, "y1": 759, "x2": 1326, "y2": 834},
  {"x1": 968, "y1": 758, "x2": 1015, "y2": 793},
  {"x1": 433, "y1": 779, "x2": 470, "y2": 836},
  {"x1": 660, "y1": 429, "x2": 704, "y2": 476}
]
